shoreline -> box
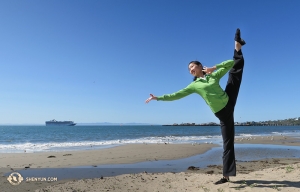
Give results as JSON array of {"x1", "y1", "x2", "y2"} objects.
[
  {"x1": 234, "y1": 135, "x2": 300, "y2": 146},
  {"x1": 162, "y1": 124, "x2": 300, "y2": 126},
  {"x1": 0, "y1": 135, "x2": 299, "y2": 169},
  {"x1": 1, "y1": 135, "x2": 300, "y2": 192}
]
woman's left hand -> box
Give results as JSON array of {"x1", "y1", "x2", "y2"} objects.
[{"x1": 202, "y1": 66, "x2": 216, "y2": 74}]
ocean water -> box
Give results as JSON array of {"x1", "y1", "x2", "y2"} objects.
[{"x1": 0, "y1": 125, "x2": 299, "y2": 153}]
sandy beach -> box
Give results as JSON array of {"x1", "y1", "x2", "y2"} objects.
[
  {"x1": 0, "y1": 143, "x2": 218, "y2": 168},
  {"x1": 36, "y1": 161, "x2": 300, "y2": 192},
  {"x1": 1, "y1": 135, "x2": 300, "y2": 192}
]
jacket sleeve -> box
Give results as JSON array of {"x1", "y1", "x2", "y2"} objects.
[
  {"x1": 156, "y1": 83, "x2": 195, "y2": 101},
  {"x1": 212, "y1": 60, "x2": 234, "y2": 79}
]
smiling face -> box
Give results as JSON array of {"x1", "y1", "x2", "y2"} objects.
[{"x1": 188, "y1": 62, "x2": 203, "y2": 77}]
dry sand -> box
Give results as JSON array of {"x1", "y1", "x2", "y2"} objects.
[
  {"x1": 36, "y1": 160, "x2": 300, "y2": 192},
  {"x1": 0, "y1": 135, "x2": 299, "y2": 192}
]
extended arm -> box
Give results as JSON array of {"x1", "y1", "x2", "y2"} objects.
[
  {"x1": 156, "y1": 84, "x2": 195, "y2": 101},
  {"x1": 145, "y1": 83, "x2": 195, "y2": 103},
  {"x1": 212, "y1": 60, "x2": 234, "y2": 79}
]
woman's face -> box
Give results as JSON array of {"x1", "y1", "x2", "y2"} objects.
[{"x1": 188, "y1": 63, "x2": 202, "y2": 77}]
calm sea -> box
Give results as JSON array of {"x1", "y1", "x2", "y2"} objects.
[{"x1": 0, "y1": 125, "x2": 299, "y2": 153}]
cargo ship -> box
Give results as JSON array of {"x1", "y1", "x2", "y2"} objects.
[{"x1": 45, "y1": 119, "x2": 76, "y2": 126}]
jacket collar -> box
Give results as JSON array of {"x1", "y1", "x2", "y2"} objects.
[{"x1": 196, "y1": 75, "x2": 209, "y2": 81}]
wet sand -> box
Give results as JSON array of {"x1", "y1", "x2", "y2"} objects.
[
  {"x1": 0, "y1": 143, "x2": 217, "y2": 168},
  {"x1": 235, "y1": 135, "x2": 300, "y2": 146}
]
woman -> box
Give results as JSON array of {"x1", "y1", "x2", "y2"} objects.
[{"x1": 145, "y1": 28, "x2": 246, "y2": 184}]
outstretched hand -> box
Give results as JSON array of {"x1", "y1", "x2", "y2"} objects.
[
  {"x1": 145, "y1": 94, "x2": 157, "y2": 103},
  {"x1": 202, "y1": 66, "x2": 216, "y2": 74}
]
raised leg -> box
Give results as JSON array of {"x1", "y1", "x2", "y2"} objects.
[{"x1": 225, "y1": 28, "x2": 245, "y2": 108}]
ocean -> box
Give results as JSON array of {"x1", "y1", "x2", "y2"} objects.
[{"x1": 1, "y1": 125, "x2": 300, "y2": 153}]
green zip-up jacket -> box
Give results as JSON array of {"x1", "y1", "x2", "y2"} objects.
[{"x1": 156, "y1": 60, "x2": 234, "y2": 113}]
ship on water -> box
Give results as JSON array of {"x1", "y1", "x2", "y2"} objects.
[{"x1": 45, "y1": 119, "x2": 76, "y2": 126}]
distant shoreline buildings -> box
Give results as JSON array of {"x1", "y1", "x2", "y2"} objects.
[{"x1": 162, "y1": 117, "x2": 300, "y2": 126}]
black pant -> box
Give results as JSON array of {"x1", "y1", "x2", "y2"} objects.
[{"x1": 214, "y1": 49, "x2": 244, "y2": 176}]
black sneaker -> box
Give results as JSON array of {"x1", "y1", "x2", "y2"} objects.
[
  {"x1": 234, "y1": 28, "x2": 246, "y2": 46},
  {"x1": 214, "y1": 177, "x2": 230, "y2": 185}
]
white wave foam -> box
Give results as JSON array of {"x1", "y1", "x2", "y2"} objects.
[
  {"x1": 237, "y1": 134, "x2": 253, "y2": 137},
  {"x1": 236, "y1": 133, "x2": 262, "y2": 137}
]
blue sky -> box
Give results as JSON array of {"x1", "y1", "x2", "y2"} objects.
[{"x1": 0, "y1": 0, "x2": 299, "y2": 125}]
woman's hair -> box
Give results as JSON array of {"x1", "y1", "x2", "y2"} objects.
[{"x1": 188, "y1": 61, "x2": 206, "y2": 81}]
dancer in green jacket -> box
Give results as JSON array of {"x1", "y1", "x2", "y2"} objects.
[{"x1": 145, "y1": 28, "x2": 246, "y2": 184}]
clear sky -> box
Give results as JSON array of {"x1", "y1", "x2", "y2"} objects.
[{"x1": 1, "y1": 0, "x2": 299, "y2": 125}]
